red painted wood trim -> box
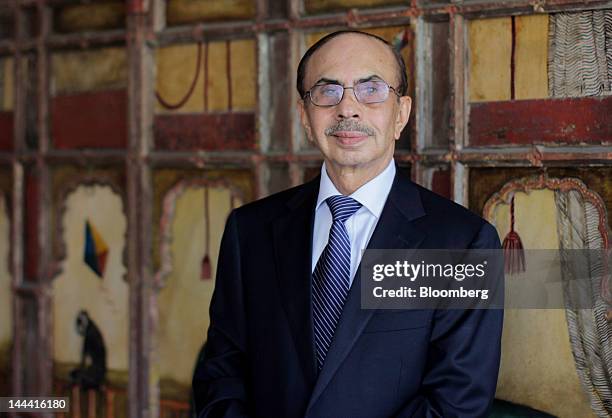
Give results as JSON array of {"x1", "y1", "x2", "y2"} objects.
[
  {"x1": 154, "y1": 112, "x2": 256, "y2": 151},
  {"x1": 52, "y1": 90, "x2": 127, "y2": 149},
  {"x1": 0, "y1": 111, "x2": 13, "y2": 151},
  {"x1": 127, "y1": 0, "x2": 144, "y2": 14},
  {"x1": 431, "y1": 168, "x2": 450, "y2": 199},
  {"x1": 469, "y1": 95, "x2": 612, "y2": 146}
]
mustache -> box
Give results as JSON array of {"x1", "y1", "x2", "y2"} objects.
[{"x1": 324, "y1": 119, "x2": 375, "y2": 136}]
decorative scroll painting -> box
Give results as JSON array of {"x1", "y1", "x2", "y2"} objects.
[
  {"x1": 548, "y1": 10, "x2": 612, "y2": 98},
  {"x1": 154, "y1": 40, "x2": 256, "y2": 151},
  {"x1": 166, "y1": 0, "x2": 255, "y2": 26},
  {"x1": 152, "y1": 169, "x2": 252, "y2": 405},
  {"x1": 51, "y1": 48, "x2": 128, "y2": 149},
  {"x1": 0, "y1": 56, "x2": 13, "y2": 151},
  {"x1": 468, "y1": 11, "x2": 612, "y2": 146},
  {"x1": 472, "y1": 168, "x2": 612, "y2": 418},
  {"x1": 0, "y1": 189, "x2": 11, "y2": 396},
  {"x1": 52, "y1": 183, "x2": 128, "y2": 415}
]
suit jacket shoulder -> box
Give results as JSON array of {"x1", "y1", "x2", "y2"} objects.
[
  {"x1": 232, "y1": 176, "x2": 319, "y2": 226},
  {"x1": 392, "y1": 174, "x2": 500, "y2": 249}
]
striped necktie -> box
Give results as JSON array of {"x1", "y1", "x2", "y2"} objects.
[{"x1": 312, "y1": 195, "x2": 362, "y2": 370}]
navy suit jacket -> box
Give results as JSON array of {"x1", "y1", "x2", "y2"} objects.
[{"x1": 193, "y1": 167, "x2": 503, "y2": 418}]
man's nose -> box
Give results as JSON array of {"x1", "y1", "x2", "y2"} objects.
[{"x1": 336, "y1": 87, "x2": 360, "y2": 119}]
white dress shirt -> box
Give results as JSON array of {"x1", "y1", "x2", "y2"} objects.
[{"x1": 311, "y1": 159, "x2": 396, "y2": 286}]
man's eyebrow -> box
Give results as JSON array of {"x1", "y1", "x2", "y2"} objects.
[
  {"x1": 312, "y1": 74, "x2": 384, "y2": 86},
  {"x1": 357, "y1": 75, "x2": 384, "y2": 83},
  {"x1": 313, "y1": 77, "x2": 341, "y2": 85}
]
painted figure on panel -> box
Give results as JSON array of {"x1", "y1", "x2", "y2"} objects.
[
  {"x1": 70, "y1": 310, "x2": 107, "y2": 390},
  {"x1": 53, "y1": 182, "x2": 128, "y2": 387}
]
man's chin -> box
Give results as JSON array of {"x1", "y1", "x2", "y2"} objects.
[{"x1": 328, "y1": 157, "x2": 371, "y2": 170}]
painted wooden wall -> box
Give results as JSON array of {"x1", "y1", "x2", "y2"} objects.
[{"x1": 1, "y1": 2, "x2": 611, "y2": 418}]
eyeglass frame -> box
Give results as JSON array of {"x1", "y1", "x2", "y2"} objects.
[{"x1": 302, "y1": 78, "x2": 402, "y2": 107}]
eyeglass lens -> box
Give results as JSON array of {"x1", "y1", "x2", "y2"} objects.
[{"x1": 309, "y1": 80, "x2": 390, "y2": 106}]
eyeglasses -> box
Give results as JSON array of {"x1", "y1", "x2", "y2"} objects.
[{"x1": 304, "y1": 80, "x2": 401, "y2": 107}]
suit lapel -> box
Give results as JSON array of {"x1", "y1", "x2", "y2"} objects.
[
  {"x1": 306, "y1": 168, "x2": 427, "y2": 413},
  {"x1": 272, "y1": 177, "x2": 320, "y2": 388}
]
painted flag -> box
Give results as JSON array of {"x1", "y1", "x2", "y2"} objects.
[{"x1": 84, "y1": 219, "x2": 109, "y2": 278}]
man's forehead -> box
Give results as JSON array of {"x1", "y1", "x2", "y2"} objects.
[{"x1": 305, "y1": 33, "x2": 397, "y2": 84}]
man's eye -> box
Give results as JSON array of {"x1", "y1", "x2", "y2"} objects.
[
  {"x1": 361, "y1": 84, "x2": 380, "y2": 95},
  {"x1": 321, "y1": 87, "x2": 339, "y2": 96}
]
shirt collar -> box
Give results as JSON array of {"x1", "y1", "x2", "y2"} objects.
[{"x1": 316, "y1": 159, "x2": 396, "y2": 219}]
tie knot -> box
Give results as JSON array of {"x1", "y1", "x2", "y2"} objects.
[{"x1": 326, "y1": 195, "x2": 362, "y2": 223}]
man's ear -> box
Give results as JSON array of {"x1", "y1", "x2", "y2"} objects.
[
  {"x1": 394, "y1": 96, "x2": 412, "y2": 140},
  {"x1": 297, "y1": 98, "x2": 314, "y2": 143}
]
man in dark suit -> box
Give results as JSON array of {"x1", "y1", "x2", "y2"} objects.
[{"x1": 193, "y1": 30, "x2": 503, "y2": 418}]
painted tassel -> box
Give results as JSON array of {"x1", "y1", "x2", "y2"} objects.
[
  {"x1": 201, "y1": 187, "x2": 212, "y2": 280},
  {"x1": 502, "y1": 195, "x2": 526, "y2": 275},
  {"x1": 201, "y1": 254, "x2": 211, "y2": 281}
]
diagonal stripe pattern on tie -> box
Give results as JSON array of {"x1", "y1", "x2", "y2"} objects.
[{"x1": 312, "y1": 195, "x2": 362, "y2": 370}]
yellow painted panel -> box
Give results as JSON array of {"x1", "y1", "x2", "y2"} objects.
[
  {"x1": 167, "y1": 0, "x2": 255, "y2": 25},
  {"x1": 230, "y1": 39, "x2": 256, "y2": 111},
  {"x1": 469, "y1": 17, "x2": 512, "y2": 102},
  {"x1": 497, "y1": 309, "x2": 596, "y2": 418},
  {"x1": 156, "y1": 40, "x2": 254, "y2": 113},
  {"x1": 53, "y1": 185, "x2": 128, "y2": 374},
  {"x1": 492, "y1": 189, "x2": 559, "y2": 250},
  {"x1": 490, "y1": 189, "x2": 596, "y2": 418},
  {"x1": 515, "y1": 14, "x2": 549, "y2": 100},
  {"x1": 52, "y1": 48, "x2": 127, "y2": 95},
  {"x1": 155, "y1": 43, "x2": 205, "y2": 114},
  {"x1": 2, "y1": 57, "x2": 13, "y2": 111},
  {"x1": 207, "y1": 41, "x2": 229, "y2": 112},
  {"x1": 364, "y1": 26, "x2": 404, "y2": 43},
  {"x1": 305, "y1": 0, "x2": 403, "y2": 14},
  {"x1": 55, "y1": 3, "x2": 124, "y2": 33},
  {"x1": 152, "y1": 169, "x2": 253, "y2": 271},
  {"x1": 305, "y1": 30, "x2": 329, "y2": 49},
  {"x1": 157, "y1": 186, "x2": 243, "y2": 385}
]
